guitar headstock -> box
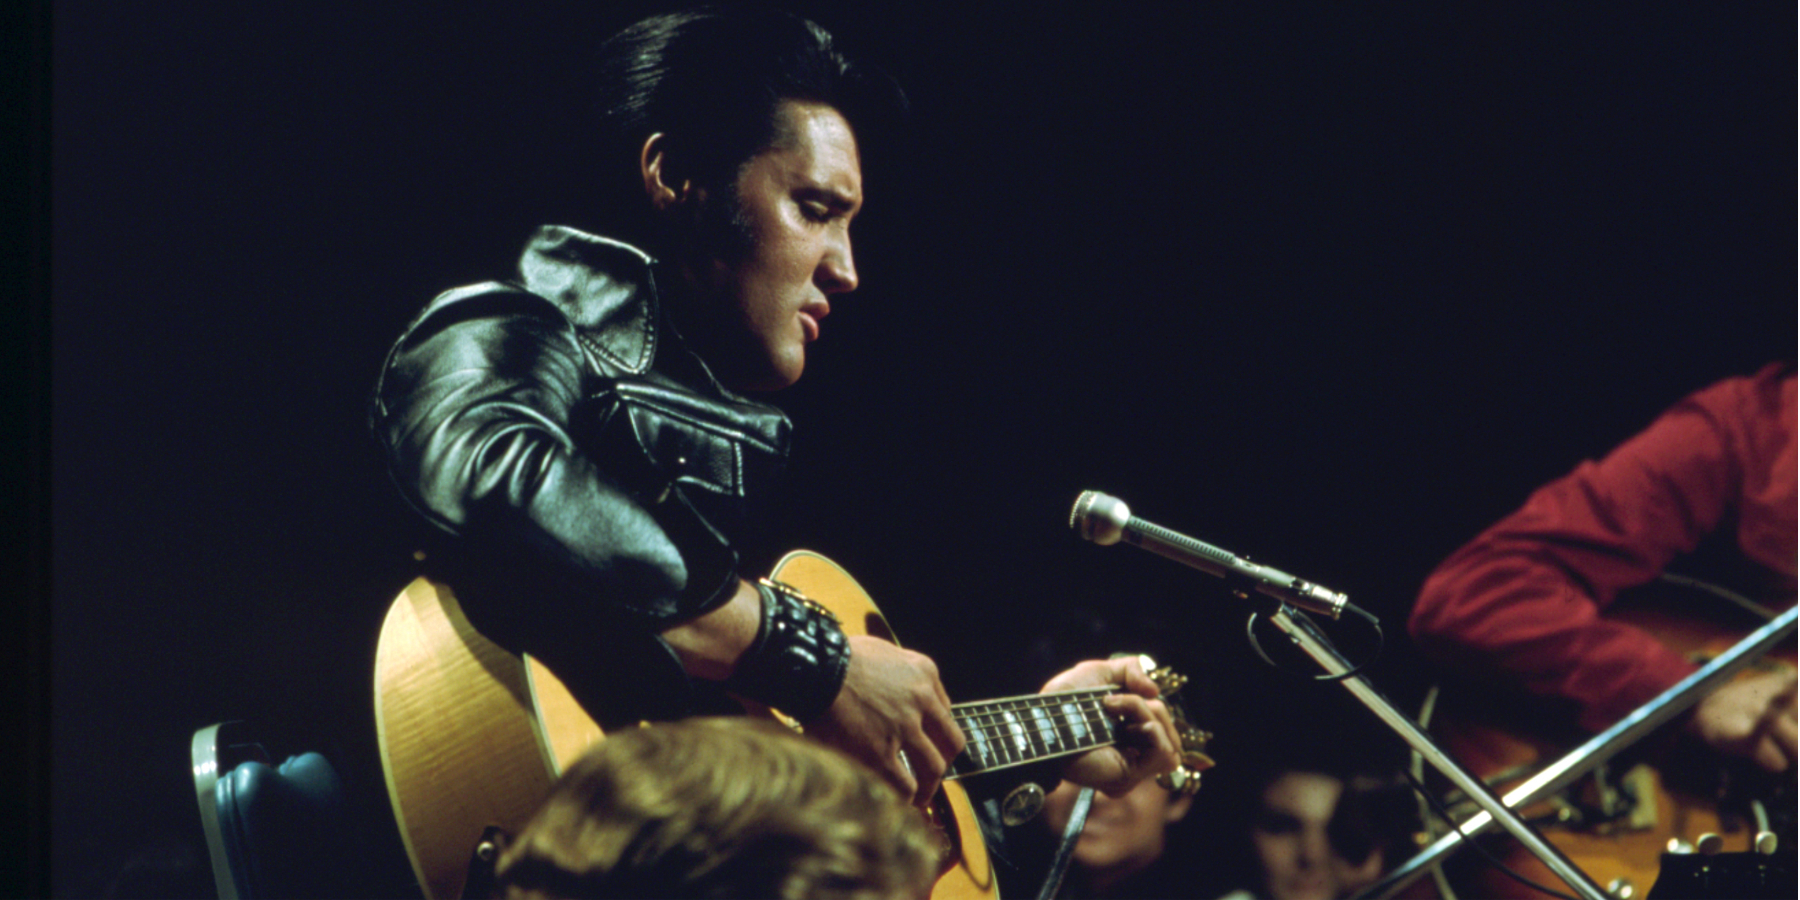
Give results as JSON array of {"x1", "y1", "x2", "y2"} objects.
[{"x1": 1132, "y1": 655, "x2": 1216, "y2": 796}]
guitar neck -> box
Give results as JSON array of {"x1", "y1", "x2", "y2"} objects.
[{"x1": 946, "y1": 686, "x2": 1119, "y2": 779}]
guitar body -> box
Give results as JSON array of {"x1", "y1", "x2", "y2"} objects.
[
  {"x1": 375, "y1": 551, "x2": 998, "y2": 900},
  {"x1": 760, "y1": 551, "x2": 999, "y2": 900},
  {"x1": 1434, "y1": 706, "x2": 1745, "y2": 899},
  {"x1": 1430, "y1": 593, "x2": 1793, "y2": 899},
  {"x1": 373, "y1": 578, "x2": 562, "y2": 900}
]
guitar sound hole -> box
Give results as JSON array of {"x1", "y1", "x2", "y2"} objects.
[{"x1": 863, "y1": 613, "x2": 896, "y2": 643}]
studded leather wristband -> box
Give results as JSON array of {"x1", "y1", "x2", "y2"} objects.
[{"x1": 727, "y1": 578, "x2": 851, "y2": 722}]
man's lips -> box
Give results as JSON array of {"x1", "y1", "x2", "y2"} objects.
[{"x1": 799, "y1": 303, "x2": 830, "y2": 342}]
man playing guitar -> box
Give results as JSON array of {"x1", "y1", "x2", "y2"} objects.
[
  {"x1": 1409, "y1": 363, "x2": 1796, "y2": 894},
  {"x1": 369, "y1": 6, "x2": 1181, "y2": 880},
  {"x1": 1411, "y1": 364, "x2": 1796, "y2": 771}
]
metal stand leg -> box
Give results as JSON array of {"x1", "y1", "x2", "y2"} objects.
[
  {"x1": 1036, "y1": 787, "x2": 1095, "y2": 900},
  {"x1": 1264, "y1": 604, "x2": 1611, "y2": 900},
  {"x1": 1360, "y1": 605, "x2": 1798, "y2": 900}
]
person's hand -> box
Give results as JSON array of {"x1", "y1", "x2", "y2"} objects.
[
  {"x1": 1042, "y1": 658, "x2": 1181, "y2": 797},
  {"x1": 805, "y1": 635, "x2": 966, "y2": 807},
  {"x1": 1685, "y1": 667, "x2": 1798, "y2": 773}
]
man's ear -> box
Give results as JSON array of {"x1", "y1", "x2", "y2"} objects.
[
  {"x1": 639, "y1": 133, "x2": 696, "y2": 213},
  {"x1": 1166, "y1": 791, "x2": 1195, "y2": 824}
]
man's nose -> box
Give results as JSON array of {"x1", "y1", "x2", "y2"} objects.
[
  {"x1": 817, "y1": 231, "x2": 857, "y2": 294},
  {"x1": 1296, "y1": 827, "x2": 1331, "y2": 868}
]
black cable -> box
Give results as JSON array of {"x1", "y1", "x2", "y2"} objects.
[
  {"x1": 1657, "y1": 571, "x2": 1782, "y2": 621},
  {"x1": 1243, "y1": 601, "x2": 1385, "y2": 682},
  {"x1": 1396, "y1": 765, "x2": 1581, "y2": 900}
]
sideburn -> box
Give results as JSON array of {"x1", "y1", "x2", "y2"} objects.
[
  {"x1": 660, "y1": 177, "x2": 763, "y2": 385},
  {"x1": 693, "y1": 177, "x2": 759, "y2": 262}
]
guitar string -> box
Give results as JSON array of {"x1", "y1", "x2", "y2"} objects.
[
  {"x1": 953, "y1": 696, "x2": 1112, "y2": 734},
  {"x1": 952, "y1": 693, "x2": 1118, "y2": 768},
  {"x1": 951, "y1": 689, "x2": 1114, "y2": 722},
  {"x1": 956, "y1": 702, "x2": 1111, "y2": 767},
  {"x1": 950, "y1": 694, "x2": 1116, "y2": 738},
  {"x1": 951, "y1": 690, "x2": 1115, "y2": 717},
  {"x1": 954, "y1": 697, "x2": 1114, "y2": 735}
]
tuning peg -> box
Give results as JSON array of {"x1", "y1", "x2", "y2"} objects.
[
  {"x1": 1178, "y1": 727, "x2": 1214, "y2": 762},
  {"x1": 1695, "y1": 833, "x2": 1723, "y2": 856},
  {"x1": 1158, "y1": 766, "x2": 1202, "y2": 795},
  {"x1": 1755, "y1": 832, "x2": 1778, "y2": 855},
  {"x1": 1150, "y1": 666, "x2": 1189, "y2": 695}
]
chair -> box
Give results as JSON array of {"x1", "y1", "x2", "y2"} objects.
[{"x1": 191, "y1": 721, "x2": 357, "y2": 899}]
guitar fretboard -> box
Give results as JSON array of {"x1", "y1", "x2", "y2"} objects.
[{"x1": 946, "y1": 687, "x2": 1119, "y2": 779}]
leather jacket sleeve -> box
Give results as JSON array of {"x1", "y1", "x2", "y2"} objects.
[{"x1": 371, "y1": 283, "x2": 739, "y2": 625}]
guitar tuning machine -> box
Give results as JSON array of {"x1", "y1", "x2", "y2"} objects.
[
  {"x1": 1150, "y1": 666, "x2": 1188, "y2": 695},
  {"x1": 1155, "y1": 717, "x2": 1214, "y2": 797},
  {"x1": 1110, "y1": 653, "x2": 1215, "y2": 796},
  {"x1": 1159, "y1": 766, "x2": 1201, "y2": 795}
]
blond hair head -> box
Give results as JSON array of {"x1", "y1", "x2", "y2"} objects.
[{"x1": 496, "y1": 717, "x2": 939, "y2": 899}]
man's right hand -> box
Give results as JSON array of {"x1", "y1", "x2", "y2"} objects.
[
  {"x1": 1686, "y1": 668, "x2": 1799, "y2": 773},
  {"x1": 805, "y1": 635, "x2": 966, "y2": 807}
]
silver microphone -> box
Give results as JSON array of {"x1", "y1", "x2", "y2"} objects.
[{"x1": 1070, "y1": 490, "x2": 1348, "y2": 619}]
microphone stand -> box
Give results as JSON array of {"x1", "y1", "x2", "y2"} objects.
[{"x1": 1252, "y1": 598, "x2": 1611, "y2": 900}]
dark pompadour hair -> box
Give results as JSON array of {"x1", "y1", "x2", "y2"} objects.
[{"x1": 589, "y1": 7, "x2": 905, "y2": 247}]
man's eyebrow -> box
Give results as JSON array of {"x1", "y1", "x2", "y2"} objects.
[{"x1": 798, "y1": 185, "x2": 860, "y2": 212}]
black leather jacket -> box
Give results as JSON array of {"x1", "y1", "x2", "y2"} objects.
[
  {"x1": 371, "y1": 225, "x2": 791, "y2": 723},
  {"x1": 373, "y1": 226, "x2": 1063, "y2": 892}
]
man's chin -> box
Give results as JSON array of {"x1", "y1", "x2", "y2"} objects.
[
  {"x1": 1272, "y1": 878, "x2": 1335, "y2": 900},
  {"x1": 738, "y1": 368, "x2": 802, "y2": 392},
  {"x1": 722, "y1": 353, "x2": 803, "y2": 392}
]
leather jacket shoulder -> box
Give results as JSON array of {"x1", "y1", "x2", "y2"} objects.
[{"x1": 371, "y1": 225, "x2": 792, "y2": 630}]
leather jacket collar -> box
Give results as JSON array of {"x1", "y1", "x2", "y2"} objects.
[{"x1": 517, "y1": 225, "x2": 662, "y2": 376}]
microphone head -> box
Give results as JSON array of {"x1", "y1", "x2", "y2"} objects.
[{"x1": 1070, "y1": 491, "x2": 1131, "y2": 546}]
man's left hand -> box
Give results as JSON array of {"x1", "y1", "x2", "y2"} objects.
[
  {"x1": 1687, "y1": 667, "x2": 1799, "y2": 773},
  {"x1": 1042, "y1": 657, "x2": 1181, "y2": 797}
]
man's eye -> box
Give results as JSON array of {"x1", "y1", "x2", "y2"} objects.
[{"x1": 800, "y1": 201, "x2": 834, "y2": 222}]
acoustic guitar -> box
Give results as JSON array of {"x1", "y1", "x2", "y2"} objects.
[
  {"x1": 1427, "y1": 588, "x2": 1794, "y2": 899},
  {"x1": 373, "y1": 549, "x2": 1211, "y2": 900}
]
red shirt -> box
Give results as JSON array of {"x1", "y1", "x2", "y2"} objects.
[{"x1": 1410, "y1": 364, "x2": 1797, "y2": 732}]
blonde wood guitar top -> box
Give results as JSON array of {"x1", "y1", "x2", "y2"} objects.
[
  {"x1": 375, "y1": 550, "x2": 999, "y2": 900},
  {"x1": 373, "y1": 578, "x2": 559, "y2": 900}
]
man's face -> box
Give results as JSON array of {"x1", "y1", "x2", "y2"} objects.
[
  {"x1": 1252, "y1": 772, "x2": 1385, "y2": 900},
  {"x1": 687, "y1": 100, "x2": 862, "y2": 392},
  {"x1": 1041, "y1": 778, "x2": 1191, "y2": 888}
]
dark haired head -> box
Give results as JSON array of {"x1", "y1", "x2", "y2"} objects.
[{"x1": 589, "y1": 7, "x2": 905, "y2": 251}]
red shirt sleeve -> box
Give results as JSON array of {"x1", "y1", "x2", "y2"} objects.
[{"x1": 1410, "y1": 365, "x2": 1797, "y2": 732}]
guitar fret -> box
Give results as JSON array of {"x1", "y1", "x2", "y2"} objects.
[
  {"x1": 1090, "y1": 699, "x2": 1110, "y2": 740},
  {"x1": 1020, "y1": 700, "x2": 1050, "y2": 758},
  {"x1": 1007, "y1": 702, "x2": 1032, "y2": 760},
  {"x1": 948, "y1": 688, "x2": 1119, "y2": 777},
  {"x1": 1060, "y1": 700, "x2": 1089, "y2": 747},
  {"x1": 1084, "y1": 698, "x2": 1115, "y2": 746},
  {"x1": 1030, "y1": 704, "x2": 1059, "y2": 755},
  {"x1": 972, "y1": 709, "x2": 1000, "y2": 766},
  {"x1": 1001, "y1": 708, "x2": 1027, "y2": 761}
]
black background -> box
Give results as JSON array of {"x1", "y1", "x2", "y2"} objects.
[{"x1": 43, "y1": 1, "x2": 1794, "y2": 896}]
